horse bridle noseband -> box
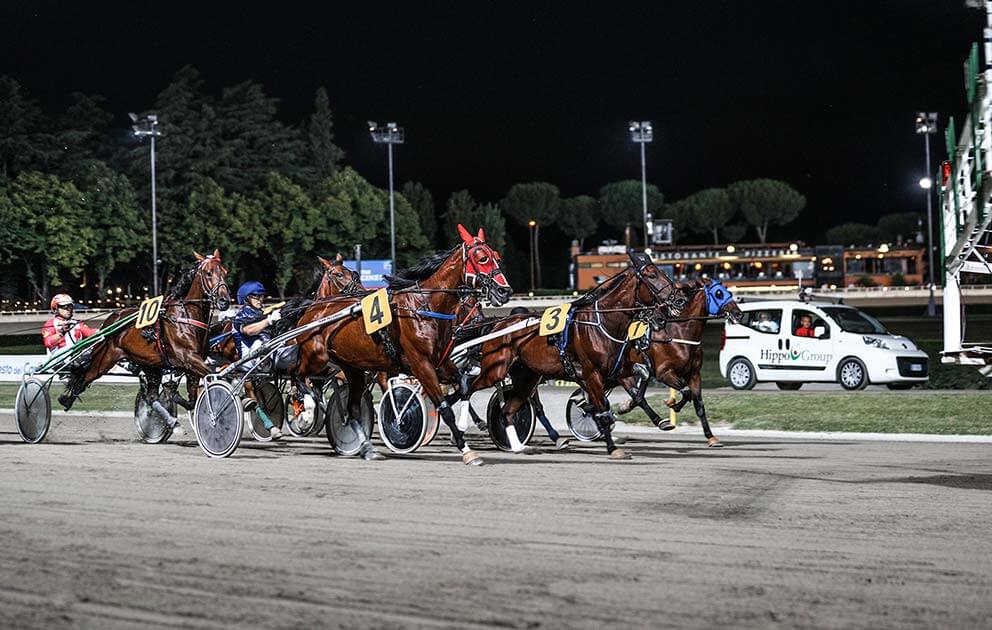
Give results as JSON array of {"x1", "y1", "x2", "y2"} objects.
[{"x1": 462, "y1": 241, "x2": 508, "y2": 303}]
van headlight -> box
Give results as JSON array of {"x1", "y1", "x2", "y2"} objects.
[{"x1": 862, "y1": 336, "x2": 890, "y2": 350}]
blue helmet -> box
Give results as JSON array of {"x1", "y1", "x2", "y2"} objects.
[{"x1": 237, "y1": 281, "x2": 266, "y2": 305}]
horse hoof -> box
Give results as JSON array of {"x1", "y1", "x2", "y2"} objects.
[
  {"x1": 656, "y1": 420, "x2": 675, "y2": 432},
  {"x1": 613, "y1": 435, "x2": 627, "y2": 445},
  {"x1": 555, "y1": 437, "x2": 571, "y2": 451},
  {"x1": 664, "y1": 398, "x2": 677, "y2": 409},
  {"x1": 463, "y1": 450, "x2": 484, "y2": 466},
  {"x1": 362, "y1": 447, "x2": 386, "y2": 461},
  {"x1": 515, "y1": 446, "x2": 539, "y2": 455},
  {"x1": 707, "y1": 437, "x2": 723, "y2": 448},
  {"x1": 608, "y1": 448, "x2": 632, "y2": 460}
]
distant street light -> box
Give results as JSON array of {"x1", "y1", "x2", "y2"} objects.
[
  {"x1": 130, "y1": 112, "x2": 163, "y2": 296},
  {"x1": 368, "y1": 121, "x2": 405, "y2": 274},
  {"x1": 916, "y1": 112, "x2": 938, "y2": 317},
  {"x1": 628, "y1": 121, "x2": 653, "y2": 249},
  {"x1": 528, "y1": 220, "x2": 537, "y2": 292}
]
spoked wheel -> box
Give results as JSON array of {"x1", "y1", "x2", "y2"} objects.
[
  {"x1": 133, "y1": 381, "x2": 176, "y2": 444},
  {"x1": 486, "y1": 383, "x2": 536, "y2": 452},
  {"x1": 15, "y1": 377, "x2": 51, "y2": 444},
  {"x1": 566, "y1": 387, "x2": 602, "y2": 442},
  {"x1": 193, "y1": 381, "x2": 244, "y2": 458},
  {"x1": 248, "y1": 381, "x2": 286, "y2": 442},
  {"x1": 377, "y1": 381, "x2": 434, "y2": 454},
  {"x1": 324, "y1": 379, "x2": 375, "y2": 455}
]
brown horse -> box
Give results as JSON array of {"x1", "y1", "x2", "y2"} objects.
[
  {"x1": 287, "y1": 225, "x2": 511, "y2": 463},
  {"x1": 60, "y1": 251, "x2": 231, "y2": 427},
  {"x1": 616, "y1": 278, "x2": 742, "y2": 447},
  {"x1": 465, "y1": 252, "x2": 676, "y2": 459}
]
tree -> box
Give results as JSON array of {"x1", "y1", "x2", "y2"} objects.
[
  {"x1": 680, "y1": 188, "x2": 736, "y2": 245},
  {"x1": 306, "y1": 87, "x2": 345, "y2": 183},
  {"x1": 6, "y1": 172, "x2": 94, "y2": 298},
  {"x1": 877, "y1": 212, "x2": 923, "y2": 244},
  {"x1": 442, "y1": 191, "x2": 507, "y2": 252},
  {"x1": 56, "y1": 93, "x2": 114, "y2": 181},
  {"x1": 0, "y1": 76, "x2": 46, "y2": 178},
  {"x1": 728, "y1": 178, "x2": 805, "y2": 244},
  {"x1": 558, "y1": 195, "x2": 599, "y2": 249},
  {"x1": 501, "y1": 182, "x2": 560, "y2": 288},
  {"x1": 313, "y1": 167, "x2": 430, "y2": 270},
  {"x1": 76, "y1": 162, "x2": 146, "y2": 295},
  {"x1": 824, "y1": 223, "x2": 880, "y2": 246},
  {"x1": 403, "y1": 181, "x2": 437, "y2": 247},
  {"x1": 183, "y1": 176, "x2": 262, "y2": 282},
  {"x1": 598, "y1": 180, "x2": 664, "y2": 245},
  {"x1": 248, "y1": 173, "x2": 318, "y2": 298}
]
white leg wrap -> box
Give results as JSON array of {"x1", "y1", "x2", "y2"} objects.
[
  {"x1": 506, "y1": 426, "x2": 525, "y2": 452},
  {"x1": 456, "y1": 402, "x2": 471, "y2": 432},
  {"x1": 460, "y1": 444, "x2": 472, "y2": 454}
]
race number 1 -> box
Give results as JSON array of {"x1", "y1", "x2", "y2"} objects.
[
  {"x1": 135, "y1": 296, "x2": 164, "y2": 328},
  {"x1": 539, "y1": 303, "x2": 571, "y2": 337},
  {"x1": 627, "y1": 321, "x2": 649, "y2": 340},
  {"x1": 361, "y1": 288, "x2": 393, "y2": 334}
]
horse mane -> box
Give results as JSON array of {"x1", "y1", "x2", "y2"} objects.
[
  {"x1": 166, "y1": 264, "x2": 197, "y2": 299},
  {"x1": 573, "y1": 269, "x2": 630, "y2": 307},
  {"x1": 387, "y1": 247, "x2": 457, "y2": 290},
  {"x1": 302, "y1": 266, "x2": 325, "y2": 297}
]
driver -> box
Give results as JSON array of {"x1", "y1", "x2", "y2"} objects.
[
  {"x1": 233, "y1": 281, "x2": 283, "y2": 440},
  {"x1": 41, "y1": 294, "x2": 97, "y2": 354}
]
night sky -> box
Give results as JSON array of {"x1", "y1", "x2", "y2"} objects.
[{"x1": 1, "y1": 1, "x2": 987, "y2": 246}]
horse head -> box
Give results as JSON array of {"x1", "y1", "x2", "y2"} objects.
[
  {"x1": 702, "y1": 278, "x2": 743, "y2": 323},
  {"x1": 317, "y1": 254, "x2": 362, "y2": 297},
  {"x1": 192, "y1": 249, "x2": 231, "y2": 310},
  {"x1": 457, "y1": 224, "x2": 512, "y2": 306},
  {"x1": 627, "y1": 251, "x2": 675, "y2": 308}
]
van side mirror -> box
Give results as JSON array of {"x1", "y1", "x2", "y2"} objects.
[{"x1": 814, "y1": 326, "x2": 826, "y2": 338}]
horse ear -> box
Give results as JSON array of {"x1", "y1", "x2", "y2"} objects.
[
  {"x1": 317, "y1": 256, "x2": 330, "y2": 268},
  {"x1": 212, "y1": 248, "x2": 221, "y2": 260},
  {"x1": 477, "y1": 227, "x2": 486, "y2": 242},
  {"x1": 457, "y1": 224, "x2": 474, "y2": 244},
  {"x1": 193, "y1": 251, "x2": 205, "y2": 261},
  {"x1": 335, "y1": 252, "x2": 344, "y2": 263}
]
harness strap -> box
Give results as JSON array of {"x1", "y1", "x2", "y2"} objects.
[
  {"x1": 415, "y1": 309, "x2": 457, "y2": 320},
  {"x1": 173, "y1": 317, "x2": 209, "y2": 330},
  {"x1": 671, "y1": 338, "x2": 701, "y2": 346}
]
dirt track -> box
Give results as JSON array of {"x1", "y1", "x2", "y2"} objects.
[{"x1": 2, "y1": 408, "x2": 992, "y2": 629}]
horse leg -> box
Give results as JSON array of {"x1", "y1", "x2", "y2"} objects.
[
  {"x1": 688, "y1": 370, "x2": 721, "y2": 447},
  {"x1": 410, "y1": 359, "x2": 481, "y2": 466},
  {"x1": 343, "y1": 366, "x2": 383, "y2": 460},
  {"x1": 530, "y1": 389, "x2": 566, "y2": 447},
  {"x1": 584, "y1": 371, "x2": 629, "y2": 459},
  {"x1": 58, "y1": 343, "x2": 123, "y2": 411}
]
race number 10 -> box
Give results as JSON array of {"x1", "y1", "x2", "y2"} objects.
[
  {"x1": 361, "y1": 288, "x2": 393, "y2": 334},
  {"x1": 539, "y1": 303, "x2": 571, "y2": 337},
  {"x1": 135, "y1": 296, "x2": 164, "y2": 328}
]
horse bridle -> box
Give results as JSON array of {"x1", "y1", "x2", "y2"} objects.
[
  {"x1": 197, "y1": 257, "x2": 231, "y2": 310},
  {"x1": 462, "y1": 241, "x2": 510, "y2": 304}
]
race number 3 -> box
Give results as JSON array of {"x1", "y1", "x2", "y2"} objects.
[
  {"x1": 539, "y1": 303, "x2": 571, "y2": 337},
  {"x1": 135, "y1": 296, "x2": 164, "y2": 328},
  {"x1": 361, "y1": 288, "x2": 393, "y2": 334},
  {"x1": 627, "y1": 321, "x2": 649, "y2": 340}
]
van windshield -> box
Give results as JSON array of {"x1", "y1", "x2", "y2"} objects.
[{"x1": 820, "y1": 307, "x2": 888, "y2": 334}]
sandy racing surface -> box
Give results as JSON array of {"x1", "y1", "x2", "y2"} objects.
[{"x1": 2, "y1": 403, "x2": 992, "y2": 629}]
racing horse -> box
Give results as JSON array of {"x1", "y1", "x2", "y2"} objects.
[
  {"x1": 287, "y1": 225, "x2": 511, "y2": 464},
  {"x1": 59, "y1": 251, "x2": 231, "y2": 428},
  {"x1": 461, "y1": 252, "x2": 677, "y2": 459},
  {"x1": 614, "y1": 278, "x2": 743, "y2": 447}
]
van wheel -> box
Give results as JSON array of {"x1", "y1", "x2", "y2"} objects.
[
  {"x1": 776, "y1": 382, "x2": 803, "y2": 390},
  {"x1": 837, "y1": 358, "x2": 868, "y2": 390},
  {"x1": 727, "y1": 358, "x2": 756, "y2": 390}
]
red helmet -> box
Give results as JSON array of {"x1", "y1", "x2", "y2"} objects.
[{"x1": 50, "y1": 294, "x2": 74, "y2": 312}]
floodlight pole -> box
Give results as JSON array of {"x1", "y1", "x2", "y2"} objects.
[
  {"x1": 916, "y1": 112, "x2": 938, "y2": 317},
  {"x1": 369, "y1": 121, "x2": 405, "y2": 274},
  {"x1": 131, "y1": 113, "x2": 162, "y2": 296},
  {"x1": 628, "y1": 121, "x2": 654, "y2": 249}
]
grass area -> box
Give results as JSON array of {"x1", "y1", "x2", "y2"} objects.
[
  {"x1": 0, "y1": 382, "x2": 139, "y2": 413},
  {"x1": 623, "y1": 391, "x2": 992, "y2": 435}
]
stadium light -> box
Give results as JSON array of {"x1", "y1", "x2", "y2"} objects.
[
  {"x1": 628, "y1": 121, "x2": 653, "y2": 249},
  {"x1": 916, "y1": 112, "x2": 938, "y2": 316},
  {"x1": 369, "y1": 121, "x2": 405, "y2": 274},
  {"x1": 130, "y1": 112, "x2": 163, "y2": 296}
]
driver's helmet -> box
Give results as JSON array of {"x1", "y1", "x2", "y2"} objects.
[
  {"x1": 50, "y1": 293, "x2": 74, "y2": 312},
  {"x1": 236, "y1": 281, "x2": 266, "y2": 305}
]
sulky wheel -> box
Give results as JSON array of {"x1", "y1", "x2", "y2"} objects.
[
  {"x1": 285, "y1": 390, "x2": 321, "y2": 437},
  {"x1": 486, "y1": 383, "x2": 536, "y2": 452},
  {"x1": 15, "y1": 377, "x2": 51, "y2": 444},
  {"x1": 248, "y1": 381, "x2": 286, "y2": 442},
  {"x1": 565, "y1": 387, "x2": 602, "y2": 442},
  {"x1": 133, "y1": 381, "x2": 175, "y2": 444},
  {"x1": 377, "y1": 381, "x2": 429, "y2": 454},
  {"x1": 192, "y1": 380, "x2": 244, "y2": 458},
  {"x1": 324, "y1": 378, "x2": 375, "y2": 455}
]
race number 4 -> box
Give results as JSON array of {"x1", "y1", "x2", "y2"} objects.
[
  {"x1": 135, "y1": 296, "x2": 164, "y2": 328},
  {"x1": 361, "y1": 288, "x2": 393, "y2": 334},
  {"x1": 539, "y1": 303, "x2": 571, "y2": 337},
  {"x1": 627, "y1": 321, "x2": 649, "y2": 340}
]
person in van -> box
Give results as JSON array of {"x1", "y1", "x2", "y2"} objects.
[
  {"x1": 754, "y1": 311, "x2": 779, "y2": 333},
  {"x1": 795, "y1": 314, "x2": 817, "y2": 337}
]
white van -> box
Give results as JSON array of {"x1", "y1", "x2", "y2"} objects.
[{"x1": 718, "y1": 300, "x2": 929, "y2": 390}]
